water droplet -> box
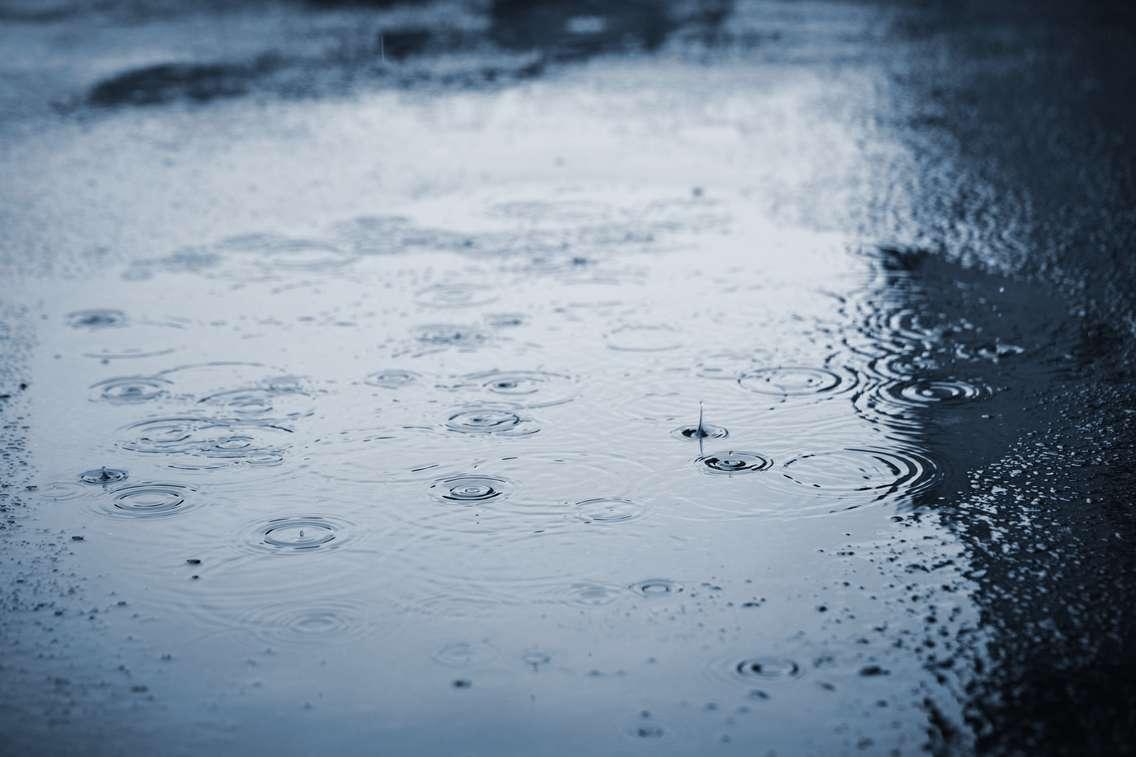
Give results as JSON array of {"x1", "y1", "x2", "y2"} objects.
[
  {"x1": 672, "y1": 423, "x2": 728, "y2": 441},
  {"x1": 79, "y1": 467, "x2": 129, "y2": 485},
  {"x1": 252, "y1": 516, "x2": 347, "y2": 553}
]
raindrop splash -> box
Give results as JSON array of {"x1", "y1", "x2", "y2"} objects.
[
  {"x1": 414, "y1": 324, "x2": 487, "y2": 349},
  {"x1": 92, "y1": 376, "x2": 170, "y2": 404},
  {"x1": 672, "y1": 401, "x2": 728, "y2": 441},
  {"x1": 733, "y1": 657, "x2": 802, "y2": 681},
  {"x1": 698, "y1": 451, "x2": 773, "y2": 474},
  {"x1": 430, "y1": 474, "x2": 513, "y2": 504},
  {"x1": 630, "y1": 578, "x2": 682, "y2": 598},
  {"x1": 249, "y1": 516, "x2": 349, "y2": 553},
  {"x1": 68, "y1": 309, "x2": 127, "y2": 329},
  {"x1": 79, "y1": 467, "x2": 129, "y2": 485},
  {"x1": 444, "y1": 407, "x2": 539, "y2": 437}
]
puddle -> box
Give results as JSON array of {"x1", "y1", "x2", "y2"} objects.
[{"x1": 2, "y1": 1, "x2": 1129, "y2": 754}]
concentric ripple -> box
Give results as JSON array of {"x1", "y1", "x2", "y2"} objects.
[
  {"x1": 234, "y1": 600, "x2": 369, "y2": 645},
  {"x1": 738, "y1": 366, "x2": 856, "y2": 398},
  {"x1": 195, "y1": 374, "x2": 313, "y2": 419},
  {"x1": 217, "y1": 234, "x2": 353, "y2": 272},
  {"x1": 79, "y1": 467, "x2": 129, "y2": 485},
  {"x1": 119, "y1": 416, "x2": 292, "y2": 469},
  {"x1": 92, "y1": 376, "x2": 171, "y2": 404},
  {"x1": 247, "y1": 516, "x2": 350, "y2": 554},
  {"x1": 197, "y1": 388, "x2": 274, "y2": 416},
  {"x1": 856, "y1": 377, "x2": 995, "y2": 434},
  {"x1": 304, "y1": 426, "x2": 456, "y2": 485},
  {"x1": 555, "y1": 581, "x2": 624, "y2": 607},
  {"x1": 430, "y1": 474, "x2": 513, "y2": 504},
  {"x1": 67, "y1": 309, "x2": 126, "y2": 329},
  {"x1": 887, "y1": 378, "x2": 993, "y2": 405},
  {"x1": 484, "y1": 312, "x2": 527, "y2": 329},
  {"x1": 606, "y1": 324, "x2": 681, "y2": 352},
  {"x1": 103, "y1": 483, "x2": 195, "y2": 518},
  {"x1": 671, "y1": 423, "x2": 729, "y2": 441},
  {"x1": 414, "y1": 323, "x2": 487, "y2": 349},
  {"x1": 433, "y1": 641, "x2": 499, "y2": 668},
  {"x1": 630, "y1": 578, "x2": 682, "y2": 598},
  {"x1": 444, "y1": 406, "x2": 539, "y2": 437},
  {"x1": 463, "y1": 369, "x2": 576, "y2": 407},
  {"x1": 863, "y1": 352, "x2": 945, "y2": 382},
  {"x1": 697, "y1": 451, "x2": 773, "y2": 474},
  {"x1": 779, "y1": 447, "x2": 941, "y2": 501},
  {"x1": 845, "y1": 285, "x2": 965, "y2": 356},
  {"x1": 364, "y1": 369, "x2": 421, "y2": 389},
  {"x1": 733, "y1": 657, "x2": 802, "y2": 681},
  {"x1": 695, "y1": 351, "x2": 760, "y2": 380},
  {"x1": 574, "y1": 497, "x2": 645, "y2": 524},
  {"x1": 415, "y1": 283, "x2": 498, "y2": 309},
  {"x1": 489, "y1": 199, "x2": 611, "y2": 223}
]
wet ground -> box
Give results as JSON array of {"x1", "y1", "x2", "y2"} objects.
[{"x1": 1, "y1": 1, "x2": 1134, "y2": 755}]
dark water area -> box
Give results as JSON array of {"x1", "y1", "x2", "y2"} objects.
[{"x1": 1, "y1": 1, "x2": 1134, "y2": 755}]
